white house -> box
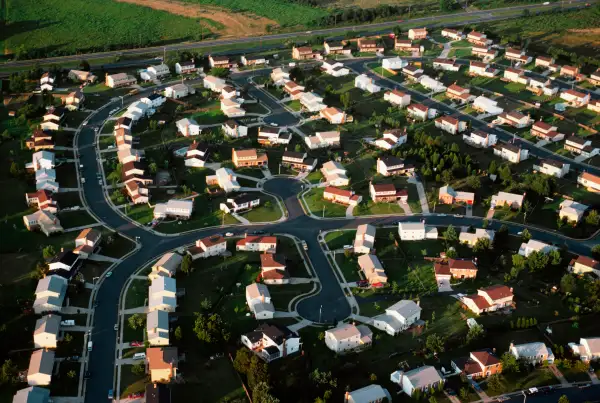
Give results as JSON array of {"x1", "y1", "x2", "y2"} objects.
[
  {"x1": 560, "y1": 89, "x2": 590, "y2": 107},
  {"x1": 469, "y1": 61, "x2": 498, "y2": 77},
  {"x1": 374, "y1": 129, "x2": 407, "y2": 150},
  {"x1": 509, "y1": 342, "x2": 554, "y2": 365},
  {"x1": 164, "y1": 83, "x2": 193, "y2": 99},
  {"x1": 559, "y1": 199, "x2": 589, "y2": 223},
  {"x1": 493, "y1": 143, "x2": 529, "y2": 163},
  {"x1": 220, "y1": 193, "x2": 261, "y2": 214},
  {"x1": 441, "y1": 28, "x2": 464, "y2": 40},
  {"x1": 377, "y1": 156, "x2": 414, "y2": 177},
  {"x1": 241, "y1": 323, "x2": 301, "y2": 362},
  {"x1": 270, "y1": 67, "x2": 290, "y2": 86},
  {"x1": 33, "y1": 275, "x2": 67, "y2": 314},
  {"x1": 321, "y1": 59, "x2": 350, "y2": 77},
  {"x1": 30, "y1": 151, "x2": 55, "y2": 171},
  {"x1": 148, "y1": 276, "x2": 177, "y2": 312},
  {"x1": 533, "y1": 159, "x2": 569, "y2": 178},
  {"x1": 27, "y1": 349, "x2": 54, "y2": 386},
  {"x1": 435, "y1": 116, "x2": 467, "y2": 135},
  {"x1": 140, "y1": 93, "x2": 166, "y2": 109},
  {"x1": 418, "y1": 75, "x2": 446, "y2": 93},
  {"x1": 354, "y1": 224, "x2": 376, "y2": 254},
  {"x1": 147, "y1": 309, "x2": 170, "y2": 346},
  {"x1": 305, "y1": 131, "x2": 340, "y2": 150},
  {"x1": 320, "y1": 161, "x2": 349, "y2": 186},
  {"x1": 398, "y1": 222, "x2": 438, "y2": 241},
  {"x1": 463, "y1": 130, "x2": 497, "y2": 148},
  {"x1": 205, "y1": 167, "x2": 240, "y2": 192},
  {"x1": 33, "y1": 314, "x2": 60, "y2": 349},
  {"x1": 433, "y1": 58, "x2": 460, "y2": 72},
  {"x1": 175, "y1": 60, "x2": 198, "y2": 75},
  {"x1": 176, "y1": 118, "x2": 201, "y2": 137},
  {"x1": 459, "y1": 228, "x2": 495, "y2": 247},
  {"x1": 384, "y1": 89, "x2": 411, "y2": 108},
  {"x1": 300, "y1": 92, "x2": 327, "y2": 112},
  {"x1": 518, "y1": 239, "x2": 557, "y2": 257},
  {"x1": 390, "y1": 366, "x2": 444, "y2": 396},
  {"x1": 141, "y1": 64, "x2": 170, "y2": 81},
  {"x1": 149, "y1": 252, "x2": 183, "y2": 280},
  {"x1": 221, "y1": 98, "x2": 245, "y2": 118},
  {"x1": 320, "y1": 107, "x2": 350, "y2": 124},
  {"x1": 184, "y1": 141, "x2": 210, "y2": 168},
  {"x1": 473, "y1": 96, "x2": 504, "y2": 115},
  {"x1": 491, "y1": 192, "x2": 525, "y2": 209},
  {"x1": 204, "y1": 75, "x2": 227, "y2": 92},
  {"x1": 568, "y1": 338, "x2": 600, "y2": 363},
  {"x1": 187, "y1": 235, "x2": 228, "y2": 260},
  {"x1": 578, "y1": 172, "x2": 600, "y2": 192},
  {"x1": 382, "y1": 57, "x2": 408, "y2": 70},
  {"x1": 355, "y1": 74, "x2": 381, "y2": 93},
  {"x1": 373, "y1": 300, "x2": 422, "y2": 336},
  {"x1": 236, "y1": 235, "x2": 277, "y2": 253},
  {"x1": 245, "y1": 283, "x2": 275, "y2": 320},
  {"x1": 154, "y1": 199, "x2": 194, "y2": 220},
  {"x1": 222, "y1": 120, "x2": 248, "y2": 138},
  {"x1": 346, "y1": 385, "x2": 391, "y2": 403},
  {"x1": 324, "y1": 323, "x2": 373, "y2": 353},
  {"x1": 407, "y1": 104, "x2": 437, "y2": 121}
]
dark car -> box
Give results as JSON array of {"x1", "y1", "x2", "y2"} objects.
[
  {"x1": 252, "y1": 230, "x2": 266, "y2": 235},
  {"x1": 84, "y1": 371, "x2": 91, "y2": 379}
]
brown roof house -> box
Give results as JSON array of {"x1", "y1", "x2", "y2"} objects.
[
  {"x1": 462, "y1": 285, "x2": 514, "y2": 315},
  {"x1": 73, "y1": 228, "x2": 102, "y2": 258},
  {"x1": 451, "y1": 349, "x2": 502, "y2": 379},
  {"x1": 260, "y1": 254, "x2": 289, "y2": 284},
  {"x1": 146, "y1": 347, "x2": 178, "y2": 383}
]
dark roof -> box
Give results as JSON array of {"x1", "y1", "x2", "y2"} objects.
[
  {"x1": 260, "y1": 126, "x2": 280, "y2": 135},
  {"x1": 188, "y1": 141, "x2": 210, "y2": 153},
  {"x1": 179, "y1": 60, "x2": 195, "y2": 67},
  {"x1": 116, "y1": 117, "x2": 132, "y2": 126},
  {"x1": 51, "y1": 250, "x2": 79, "y2": 267},
  {"x1": 122, "y1": 161, "x2": 146, "y2": 172},
  {"x1": 379, "y1": 156, "x2": 405, "y2": 167},
  {"x1": 224, "y1": 119, "x2": 244, "y2": 129},
  {"x1": 283, "y1": 151, "x2": 306, "y2": 160},
  {"x1": 498, "y1": 142, "x2": 520, "y2": 153},
  {"x1": 232, "y1": 193, "x2": 260, "y2": 205},
  {"x1": 147, "y1": 93, "x2": 164, "y2": 101},
  {"x1": 541, "y1": 159, "x2": 564, "y2": 169},
  {"x1": 145, "y1": 383, "x2": 171, "y2": 403},
  {"x1": 244, "y1": 330, "x2": 263, "y2": 343},
  {"x1": 256, "y1": 323, "x2": 296, "y2": 345}
]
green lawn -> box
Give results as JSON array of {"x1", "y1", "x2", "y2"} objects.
[
  {"x1": 240, "y1": 196, "x2": 282, "y2": 222},
  {"x1": 302, "y1": 188, "x2": 348, "y2": 218},
  {"x1": 125, "y1": 279, "x2": 149, "y2": 309},
  {"x1": 355, "y1": 201, "x2": 404, "y2": 216},
  {"x1": 122, "y1": 315, "x2": 145, "y2": 343},
  {"x1": 305, "y1": 170, "x2": 323, "y2": 184},
  {"x1": 269, "y1": 283, "x2": 314, "y2": 310},
  {"x1": 333, "y1": 254, "x2": 361, "y2": 282},
  {"x1": 324, "y1": 230, "x2": 356, "y2": 250},
  {"x1": 57, "y1": 210, "x2": 97, "y2": 229},
  {"x1": 120, "y1": 369, "x2": 147, "y2": 398}
]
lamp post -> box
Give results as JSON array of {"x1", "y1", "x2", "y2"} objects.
[{"x1": 319, "y1": 305, "x2": 323, "y2": 323}]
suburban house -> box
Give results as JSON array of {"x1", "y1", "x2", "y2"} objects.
[
  {"x1": 569, "y1": 255, "x2": 600, "y2": 276},
  {"x1": 305, "y1": 131, "x2": 341, "y2": 150},
  {"x1": 148, "y1": 276, "x2": 177, "y2": 312},
  {"x1": 118, "y1": 148, "x2": 144, "y2": 165},
  {"x1": 527, "y1": 77, "x2": 558, "y2": 96},
  {"x1": 402, "y1": 65, "x2": 424, "y2": 80},
  {"x1": 221, "y1": 85, "x2": 237, "y2": 100},
  {"x1": 284, "y1": 81, "x2": 305, "y2": 99},
  {"x1": 446, "y1": 84, "x2": 474, "y2": 104},
  {"x1": 232, "y1": 148, "x2": 268, "y2": 168},
  {"x1": 153, "y1": 199, "x2": 194, "y2": 220},
  {"x1": 25, "y1": 189, "x2": 58, "y2": 213},
  {"x1": 569, "y1": 338, "x2": 600, "y2": 362},
  {"x1": 203, "y1": 76, "x2": 227, "y2": 93},
  {"x1": 384, "y1": 89, "x2": 411, "y2": 108},
  {"x1": 27, "y1": 349, "x2": 54, "y2": 386},
  {"x1": 408, "y1": 28, "x2": 427, "y2": 39},
  {"x1": 221, "y1": 98, "x2": 245, "y2": 118},
  {"x1": 504, "y1": 48, "x2": 532, "y2": 64},
  {"x1": 246, "y1": 283, "x2": 274, "y2": 320},
  {"x1": 175, "y1": 60, "x2": 198, "y2": 75},
  {"x1": 149, "y1": 253, "x2": 183, "y2": 280},
  {"x1": 324, "y1": 323, "x2": 373, "y2": 353},
  {"x1": 531, "y1": 121, "x2": 565, "y2": 142},
  {"x1": 491, "y1": 192, "x2": 524, "y2": 209},
  {"x1": 260, "y1": 254, "x2": 289, "y2": 285},
  {"x1": 382, "y1": 57, "x2": 408, "y2": 70},
  {"x1": 26, "y1": 129, "x2": 54, "y2": 151},
  {"x1": 377, "y1": 156, "x2": 414, "y2": 177},
  {"x1": 346, "y1": 385, "x2": 391, "y2": 403},
  {"x1": 438, "y1": 185, "x2": 475, "y2": 205},
  {"x1": 578, "y1": 172, "x2": 600, "y2": 192},
  {"x1": 472, "y1": 46, "x2": 498, "y2": 61},
  {"x1": 398, "y1": 222, "x2": 438, "y2": 241},
  {"x1": 147, "y1": 64, "x2": 170, "y2": 79},
  {"x1": 533, "y1": 159, "x2": 569, "y2": 178},
  {"x1": 23, "y1": 210, "x2": 63, "y2": 237},
  {"x1": 125, "y1": 181, "x2": 149, "y2": 204},
  {"x1": 372, "y1": 300, "x2": 422, "y2": 336},
  {"x1": 374, "y1": 129, "x2": 407, "y2": 150},
  {"x1": 459, "y1": 228, "x2": 495, "y2": 247},
  {"x1": 320, "y1": 106, "x2": 351, "y2": 124},
  {"x1": 258, "y1": 126, "x2": 292, "y2": 146},
  {"x1": 270, "y1": 67, "x2": 290, "y2": 86},
  {"x1": 493, "y1": 143, "x2": 529, "y2": 163},
  {"x1": 369, "y1": 182, "x2": 407, "y2": 203},
  {"x1": 589, "y1": 69, "x2": 600, "y2": 86},
  {"x1": 467, "y1": 31, "x2": 491, "y2": 46},
  {"x1": 187, "y1": 235, "x2": 227, "y2": 260},
  {"x1": 462, "y1": 285, "x2": 514, "y2": 315},
  {"x1": 565, "y1": 136, "x2": 599, "y2": 158},
  {"x1": 321, "y1": 161, "x2": 349, "y2": 186},
  {"x1": 588, "y1": 99, "x2": 600, "y2": 113},
  {"x1": 357, "y1": 39, "x2": 384, "y2": 53},
  {"x1": 419, "y1": 75, "x2": 447, "y2": 93},
  {"x1": 176, "y1": 118, "x2": 201, "y2": 137},
  {"x1": 441, "y1": 28, "x2": 464, "y2": 40},
  {"x1": 236, "y1": 235, "x2": 277, "y2": 253},
  {"x1": 73, "y1": 228, "x2": 101, "y2": 258},
  {"x1": 281, "y1": 151, "x2": 316, "y2": 172},
  {"x1": 114, "y1": 116, "x2": 133, "y2": 131},
  {"x1": 241, "y1": 323, "x2": 301, "y2": 362},
  {"x1": 12, "y1": 386, "x2": 51, "y2": 402},
  {"x1": 220, "y1": 193, "x2": 261, "y2": 214},
  {"x1": 434, "y1": 259, "x2": 478, "y2": 280},
  {"x1": 560, "y1": 89, "x2": 590, "y2": 107},
  {"x1": 115, "y1": 128, "x2": 134, "y2": 150},
  {"x1": 509, "y1": 342, "x2": 554, "y2": 365},
  {"x1": 390, "y1": 366, "x2": 444, "y2": 396},
  {"x1": 433, "y1": 58, "x2": 460, "y2": 72},
  {"x1": 184, "y1": 141, "x2": 210, "y2": 168},
  {"x1": 147, "y1": 347, "x2": 178, "y2": 382},
  {"x1": 33, "y1": 275, "x2": 67, "y2": 314},
  {"x1": 323, "y1": 186, "x2": 362, "y2": 206},
  {"x1": 358, "y1": 254, "x2": 388, "y2": 285},
  {"x1": 469, "y1": 61, "x2": 498, "y2": 77},
  {"x1": 451, "y1": 350, "x2": 502, "y2": 379},
  {"x1": 504, "y1": 67, "x2": 529, "y2": 85},
  {"x1": 300, "y1": 92, "x2": 326, "y2": 112},
  {"x1": 473, "y1": 95, "x2": 504, "y2": 115},
  {"x1": 323, "y1": 41, "x2": 351, "y2": 55},
  {"x1": 140, "y1": 93, "x2": 166, "y2": 109},
  {"x1": 496, "y1": 111, "x2": 533, "y2": 128},
  {"x1": 435, "y1": 116, "x2": 467, "y2": 135},
  {"x1": 241, "y1": 55, "x2": 267, "y2": 66},
  {"x1": 558, "y1": 200, "x2": 589, "y2": 223},
  {"x1": 208, "y1": 55, "x2": 231, "y2": 68},
  {"x1": 561, "y1": 65, "x2": 579, "y2": 78},
  {"x1": 292, "y1": 46, "x2": 321, "y2": 60},
  {"x1": 105, "y1": 72, "x2": 136, "y2": 88},
  {"x1": 394, "y1": 39, "x2": 423, "y2": 54},
  {"x1": 34, "y1": 315, "x2": 60, "y2": 349},
  {"x1": 47, "y1": 250, "x2": 80, "y2": 279},
  {"x1": 147, "y1": 310, "x2": 170, "y2": 346},
  {"x1": 354, "y1": 224, "x2": 376, "y2": 254},
  {"x1": 321, "y1": 59, "x2": 350, "y2": 77},
  {"x1": 35, "y1": 169, "x2": 59, "y2": 193},
  {"x1": 222, "y1": 120, "x2": 248, "y2": 138},
  {"x1": 535, "y1": 56, "x2": 555, "y2": 68},
  {"x1": 68, "y1": 69, "x2": 97, "y2": 83},
  {"x1": 40, "y1": 108, "x2": 65, "y2": 131},
  {"x1": 407, "y1": 103, "x2": 437, "y2": 121},
  {"x1": 65, "y1": 90, "x2": 84, "y2": 111},
  {"x1": 205, "y1": 167, "x2": 240, "y2": 193}
]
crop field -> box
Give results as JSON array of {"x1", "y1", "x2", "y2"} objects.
[{"x1": 2, "y1": 0, "x2": 210, "y2": 57}]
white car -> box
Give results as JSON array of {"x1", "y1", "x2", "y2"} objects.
[
  {"x1": 106, "y1": 272, "x2": 112, "y2": 278},
  {"x1": 225, "y1": 232, "x2": 234, "y2": 237},
  {"x1": 114, "y1": 324, "x2": 118, "y2": 331},
  {"x1": 98, "y1": 180, "x2": 102, "y2": 185}
]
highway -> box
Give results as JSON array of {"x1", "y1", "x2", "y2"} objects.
[
  {"x1": 2, "y1": 0, "x2": 596, "y2": 72},
  {"x1": 78, "y1": 79, "x2": 599, "y2": 401}
]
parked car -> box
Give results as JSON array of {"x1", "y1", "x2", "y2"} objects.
[
  {"x1": 108, "y1": 389, "x2": 114, "y2": 399},
  {"x1": 225, "y1": 232, "x2": 234, "y2": 237},
  {"x1": 130, "y1": 341, "x2": 143, "y2": 347}
]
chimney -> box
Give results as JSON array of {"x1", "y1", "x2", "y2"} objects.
[
  {"x1": 345, "y1": 391, "x2": 350, "y2": 402},
  {"x1": 61, "y1": 247, "x2": 64, "y2": 252}
]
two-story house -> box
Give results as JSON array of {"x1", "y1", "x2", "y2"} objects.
[
  {"x1": 384, "y1": 89, "x2": 411, "y2": 108},
  {"x1": 354, "y1": 224, "x2": 376, "y2": 254},
  {"x1": 369, "y1": 182, "x2": 407, "y2": 203},
  {"x1": 462, "y1": 285, "x2": 514, "y2": 315},
  {"x1": 321, "y1": 161, "x2": 349, "y2": 186},
  {"x1": 187, "y1": 235, "x2": 227, "y2": 260},
  {"x1": 241, "y1": 323, "x2": 301, "y2": 362},
  {"x1": 533, "y1": 159, "x2": 569, "y2": 178},
  {"x1": 452, "y1": 349, "x2": 502, "y2": 379},
  {"x1": 373, "y1": 300, "x2": 421, "y2": 336},
  {"x1": 374, "y1": 129, "x2": 407, "y2": 150},
  {"x1": 325, "y1": 323, "x2": 373, "y2": 353},
  {"x1": 435, "y1": 116, "x2": 467, "y2": 135},
  {"x1": 493, "y1": 143, "x2": 529, "y2": 163},
  {"x1": 376, "y1": 156, "x2": 414, "y2": 177},
  {"x1": 236, "y1": 235, "x2": 277, "y2": 253},
  {"x1": 232, "y1": 148, "x2": 268, "y2": 168},
  {"x1": 323, "y1": 186, "x2": 362, "y2": 206},
  {"x1": 246, "y1": 283, "x2": 275, "y2": 319}
]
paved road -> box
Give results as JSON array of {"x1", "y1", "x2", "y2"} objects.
[
  {"x1": 80, "y1": 86, "x2": 599, "y2": 402},
  {"x1": 502, "y1": 385, "x2": 600, "y2": 403},
  {"x1": 348, "y1": 60, "x2": 600, "y2": 178},
  {"x1": 3, "y1": 0, "x2": 596, "y2": 72}
]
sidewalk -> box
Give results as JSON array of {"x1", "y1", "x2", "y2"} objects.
[
  {"x1": 88, "y1": 254, "x2": 121, "y2": 263},
  {"x1": 64, "y1": 223, "x2": 103, "y2": 233},
  {"x1": 398, "y1": 201, "x2": 413, "y2": 215},
  {"x1": 548, "y1": 364, "x2": 569, "y2": 385},
  {"x1": 408, "y1": 177, "x2": 430, "y2": 214}
]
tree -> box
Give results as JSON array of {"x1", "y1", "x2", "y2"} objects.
[
  {"x1": 439, "y1": 0, "x2": 455, "y2": 11},
  {"x1": 585, "y1": 210, "x2": 600, "y2": 226},
  {"x1": 340, "y1": 92, "x2": 351, "y2": 110},
  {"x1": 501, "y1": 351, "x2": 520, "y2": 373},
  {"x1": 521, "y1": 229, "x2": 531, "y2": 242},
  {"x1": 593, "y1": 244, "x2": 600, "y2": 259},
  {"x1": 148, "y1": 162, "x2": 158, "y2": 174},
  {"x1": 42, "y1": 245, "x2": 56, "y2": 260},
  {"x1": 488, "y1": 160, "x2": 498, "y2": 175},
  {"x1": 248, "y1": 356, "x2": 269, "y2": 390},
  {"x1": 131, "y1": 362, "x2": 145, "y2": 375},
  {"x1": 526, "y1": 251, "x2": 550, "y2": 272},
  {"x1": 193, "y1": 313, "x2": 230, "y2": 344},
  {"x1": 487, "y1": 374, "x2": 503, "y2": 394},
  {"x1": 252, "y1": 381, "x2": 279, "y2": 403},
  {"x1": 294, "y1": 144, "x2": 302, "y2": 152},
  {"x1": 174, "y1": 326, "x2": 182, "y2": 341},
  {"x1": 443, "y1": 225, "x2": 458, "y2": 242},
  {"x1": 181, "y1": 254, "x2": 193, "y2": 275},
  {"x1": 64, "y1": 333, "x2": 73, "y2": 343},
  {"x1": 0, "y1": 359, "x2": 18, "y2": 385},
  {"x1": 459, "y1": 388, "x2": 469, "y2": 401},
  {"x1": 128, "y1": 314, "x2": 145, "y2": 330},
  {"x1": 549, "y1": 249, "x2": 561, "y2": 266},
  {"x1": 67, "y1": 370, "x2": 77, "y2": 379},
  {"x1": 370, "y1": 373, "x2": 377, "y2": 381},
  {"x1": 466, "y1": 324, "x2": 484, "y2": 344},
  {"x1": 233, "y1": 348, "x2": 252, "y2": 374},
  {"x1": 9, "y1": 161, "x2": 20, "y2": 177},
  {"x1": 428, "y1": 397, "x2": 438, "y2": 403},
  {"x1": 425, "y1": 334, "x2": 445, "y2": 355},
  {"x1": 558, "y1": 396, "x2": 569, "y2": 403},
  {"x1": 466, "y1": 175, "x2": 481, "y2": 189},
  {"x1": 473, "y1": 238, "x2": 491, "y2": 252},
  {"x1": 560, "y1": 274, "x2": 577, "y2": 294}
]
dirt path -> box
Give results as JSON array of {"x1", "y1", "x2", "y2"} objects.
[{"x1": 115, "y1": 0, "x2": 277, "y2": 37}]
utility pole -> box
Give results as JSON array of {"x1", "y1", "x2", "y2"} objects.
[
  {"x1": 163, "y1": 47, "x2": 166, "y2": 62},
  {"x1": 322, "y1": 204, "x2": 325, "y2": 218},
  {"x1": 319, "y1": 305, "x2": 323, "y2": 323}
]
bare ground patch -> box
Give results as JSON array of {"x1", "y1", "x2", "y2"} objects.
[{"x1": 115, "y1": 0, "x2": 278, "y2": 36}]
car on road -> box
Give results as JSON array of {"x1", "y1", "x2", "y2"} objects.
[
  {"x1": 114, "y1": 324, "x2": 118, "y2": 331},
  {"x1": 252, "y1": 230, "x2": 266, "y2": 235},
  {"x1": 225, "y1": 232, "x2": 234, "y2": 237},
  {"x1": 494, "y1": 397, "x2": 509, "y2": 402},
  {"x1": 578, "y1": 383, "x2": 591, "y2": 389},
  {"x1": 106, "y1": 272, "x2": 112, "y2": 278},
  {"x1": 454, "y1": 214, "x2": 463, "y2": 218},
  {"x1": 68, "y1": 356, "x2": 80, "y2": 361},
  {"x1": 438, "y1": 214, "x2": 446, "y2": 216},
  {"x1": 524, "y1": 387, "x2": 538, "y2": 395},
  {"x1": 301, "y1": 240, "x2": 308, "y2": 250},
  {"x1": 98, "y1": 180, "x2": 103, "y2": 185},
  {"x1": 356, "y1": 280, "x2": 369, "y2": 288},
  {"x1": 81, "y1": 177, "x2": 86, "y2": 184},
  {"x1": 108, "y1": 389, "x2": 114, "y2": 399}
]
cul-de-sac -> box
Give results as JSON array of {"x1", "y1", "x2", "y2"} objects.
[{"x1": 1, "y1": 1, "x2": 600, "y2": 403}]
